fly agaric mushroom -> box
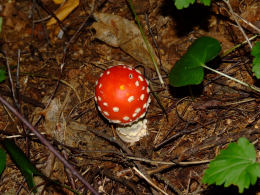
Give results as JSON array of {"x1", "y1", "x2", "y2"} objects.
[{"x1": 95, "y1": 65, "x2": 151, "y2": 143}]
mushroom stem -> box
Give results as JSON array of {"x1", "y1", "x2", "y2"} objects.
[{"x1": 116, "y1": 119, "x2": 148, "y2": 144}]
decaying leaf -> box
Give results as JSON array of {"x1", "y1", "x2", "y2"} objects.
[
  {"x1": 53, "y1": 0, "x2": 65, "y2": 4},
  {"x1": 47, "y1": 0, "x2": 79, "y2": 27},
  {"x1": 92, "y1": 12, "x2": 171, "y2": 71}
]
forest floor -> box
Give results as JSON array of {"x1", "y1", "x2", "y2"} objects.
[{"x1": 0, "y1": 0, "x2": 260, "y2": 194}]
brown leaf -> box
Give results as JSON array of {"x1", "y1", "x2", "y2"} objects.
[
  {"x1": 92, "y1": 12, "x2": 172, "y2": 71},
  {"x1": 47, "y1": 0, "x2": 79, "y2": 26}
]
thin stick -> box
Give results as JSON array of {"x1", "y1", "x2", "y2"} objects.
[
  {"x1": 221, "y1": 34, "x2": 259, "y2": 57},
  {"x1": 16, "y1": 49, "x2": 21, "y2": 110},
  {"x1": 202, "y1": 64, "x2": 260, "y2": 93},
  {"x1": 233, "y1": 12, "x2": 260, "y2": 33},
  {"x1": 127, "y1": 156, "x2": 211, "y2": 165},
  {"x1": 223, "y1": 0, "x2": 252, "y2": 48},
  {"x1": 0, "y1": 96, "x2": 99, "y2": 195},
  {"x1": 127, "y1": 0, "x2": 164, "y2": 85},
  {"x1": 133, "y1": 167, "x2": 169, "y2": 195}
]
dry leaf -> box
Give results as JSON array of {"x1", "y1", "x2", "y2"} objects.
[
  {"x1": 92, "y1": 12, "x2": 171, "y2": 71},
  {"x1": 53, "y1": 0, "x2": 65, "y2": 4},
  {"x1": 47, "y1": 0, "x2": 79, "y2": 26}
]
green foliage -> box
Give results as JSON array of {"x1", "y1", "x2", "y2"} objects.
[
  {"x1": 173, "y1": 0, "x2": 211, "y2": 9},
  {"x1": 2, "y1": 139, "x2": 41, "y2": 192},
  {"x1": 0, "y1": 17, "x2": 2, "y2": 33},
  {"x1": 0, "y1": 69, "x2": 5, "y2": 82},
  {"x1": 251, "y1": 42, "x2": 260, "y2": 79},
  {"x1": 174, "y1": 0, "x2": 195, "y2": 9},
  {"x1": 202, "y1": 137, "x2": 260, "y2": 193},
  {"x1": 200, "y1": 0, "x2": 211, "y2": 6},
  {"x1": 169, "y1": 36, "x2": 221, "y2": 87},
  {"x1": 0, "y1": 148, "x2": 6, "y2": 175}
]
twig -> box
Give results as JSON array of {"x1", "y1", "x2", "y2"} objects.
[
  {"x1": 64, "y1": 0, "x2": 95, "y2": 54},
  {"x1": 16, "y1": 49, "x2": 21, "y2": 110},
  {"x1": 127, "y1": 156, "x2": 211, "y2": 166},
  {"x1": 223, "y1": 0, "x2": 252, "y2": 48},
  {"x1": 0, "y1": 96, "x2": 99, "y2": 195},
  {"x1": 0, "y1": 88, "x2": 45, "y2": 108},
  {"x1": 221, "y1": 34, "x2": 259, "y2": 57},
  {"x1": 133, "y1": 167, "x2": 169, "y2": 195},
  {"x1": 202, "y1": 64, "x2": 260, "y2": 93},
  {"x1": 127, "y1": 0, "x2": 164, "y2": 85},
  {"x1": 35, "y1": 0, "x2": 66, "y2": 33},
  {"x1": 4, "y1": 52, "x2": 19, "y2": 109},
  {"x1": 233, "y1": 12, "x2": 260, "y2": 33}
]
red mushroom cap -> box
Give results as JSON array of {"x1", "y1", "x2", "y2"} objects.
[{"x1": 95, "y1": 65, "x2": 150, "y2": 124}]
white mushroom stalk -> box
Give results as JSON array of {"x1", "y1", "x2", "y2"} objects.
[{"x1": 95, "y1": 65, "x2": 151, "y2": 144}]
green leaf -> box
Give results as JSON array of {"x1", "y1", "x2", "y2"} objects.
[
  {"x1": 169, "y1": 36, "x2": 221, "y2": 87},
  {"x1": 2, "y1": 139, "x2": 41, "y2": 192},
  {"x1": 173, "y1": 0, "x2": 210, "y2": 9},
  {"x1": 202, "y1": 137, "x2": 260, "y2": 193},
  {"x1": 0, "y1": 148, "x2": 6, "y2": 175},
  {"x1": 251, "y1": 42, "x2": 260, "y2": 79},
  {"x1": 173, "y1": 0, "x2": 195, "y2": 9},
  {"x1": 200, "y1": 0, "x2": 211, "y2": 6},
  {"x1": 0, "y1": 69, "x2": 5, "y2": 82},
  {"x1": 0, "y1": 17, "x2": 2, "y2": 33}
]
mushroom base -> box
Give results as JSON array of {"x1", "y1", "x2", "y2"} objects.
[{"x1": 116, "y1": 119, "x2": 148, "y2": 144}]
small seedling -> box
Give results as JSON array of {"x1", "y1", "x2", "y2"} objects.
[
  {"x1": 169, "y1": 36, "x2": 260, "y2": 93},
  {"x1": 202, "y1": 137, "x2": 260, "y2": 193}
]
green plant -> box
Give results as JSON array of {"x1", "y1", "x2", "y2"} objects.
[
  {"x1": 2, "y1": 139, "x2": 41, "y2": 192},
  {"x1": 0, "y1": 69, "x2": 5, "y2": 82},
  {"x1": 0, "y1": 148, "x2": 6, "y2": 175},
  {"x1": 173, "y1": 0, "x2": 211, "y2": 10},
  {"x1": 169, "y1": 36, "x2": 260, "y2": 93},
  {"x1": 1, "y1": 139, "x2": 83, "y2": 194},
  {"x1": 251, "y1": 42, "x2": 260, "y2": 79},
  {"x1": 202, "y1": 137, "x2": 260, "y2": 193}
]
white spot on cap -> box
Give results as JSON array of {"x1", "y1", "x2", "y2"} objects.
[
  {"x1": 140, "y1": 94, "x2": 144, "y2": 101},
  {"x1": 106, "y1": 71, "x2": 110, "y2": 75},
  {"x1": 123, "y1": 66, "x2": 127, "y2": 68},
  {"x1": 147, "y1": 87, "x2": 150, "y2": 93},
  {"x1": 111, "y1": 120, "x2": 121, "y2": 123},
  {"x1": 143, "y1": 103, "x2": 147, "y2": 109},
  {"x1": 129, "y1": 74, "x2": 133, "y2": 79},
  {"x1": 128, "y1": 67, "x2": 133, "y2": 70},
  {"x1": 103, "y1": 102, "x2": 108, "y2": 106},
  {"x1": 136, "y1": 69, "x2": 141, "y2": 74},
  {"x1": 100, "y1": 73, "x2": 103, "y2": 77},
  {"x1": 95, "y1": 80, "x2": 98, "y2": 85},
  {"x1": 142, "y1": 86, "x2": 145, "y2": 90},
  {"x1": 145, "y1": 79, "x2": 149, "y2": 85},
  {"x1": 128, "y1": 96, "x2": 134, "y2": 102},
  {"x1": 132, "y1": 112, "x2": 137, "y2": 118},
  {"x1": 97, "y1": 106, "x2": 101, "y2": 111},
  {"x1": 104, "y1": 111, "x2": 109, "y2": 116},
  {"x1": 148, "y1": 96, "x2": 151, "y2": 103},
  {"x1": 113, "y1": 107, "x2": 119, "y2": 112},
  {"x1": 135, "y1": 107, "x2": 141, "y2": 114},
  {"x1": 99, "y1": 83, "x2": 102, "y2": 89},
  {"x1": 140, "y1": 113, "x2": 145, "y2": 118},
  {"x1": 123, "y1": 116, "x2": 129, "y2": 121},
  {"x1": 98, "y1": 96, "x2": 101, "y2": 101},
  {"x1": 135, "y1": 81, "x2": 139, "y2": 87},
  {"x1": 138, "y1": 75, "x2": 144, "y2": 81},
  {"x1": 94, "y1": 96, "x2": 97, "y2": 102}
]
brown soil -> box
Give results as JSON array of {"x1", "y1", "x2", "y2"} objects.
[{"x1": 0, "y1": 0, "x2": 259, "y2": 194}]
